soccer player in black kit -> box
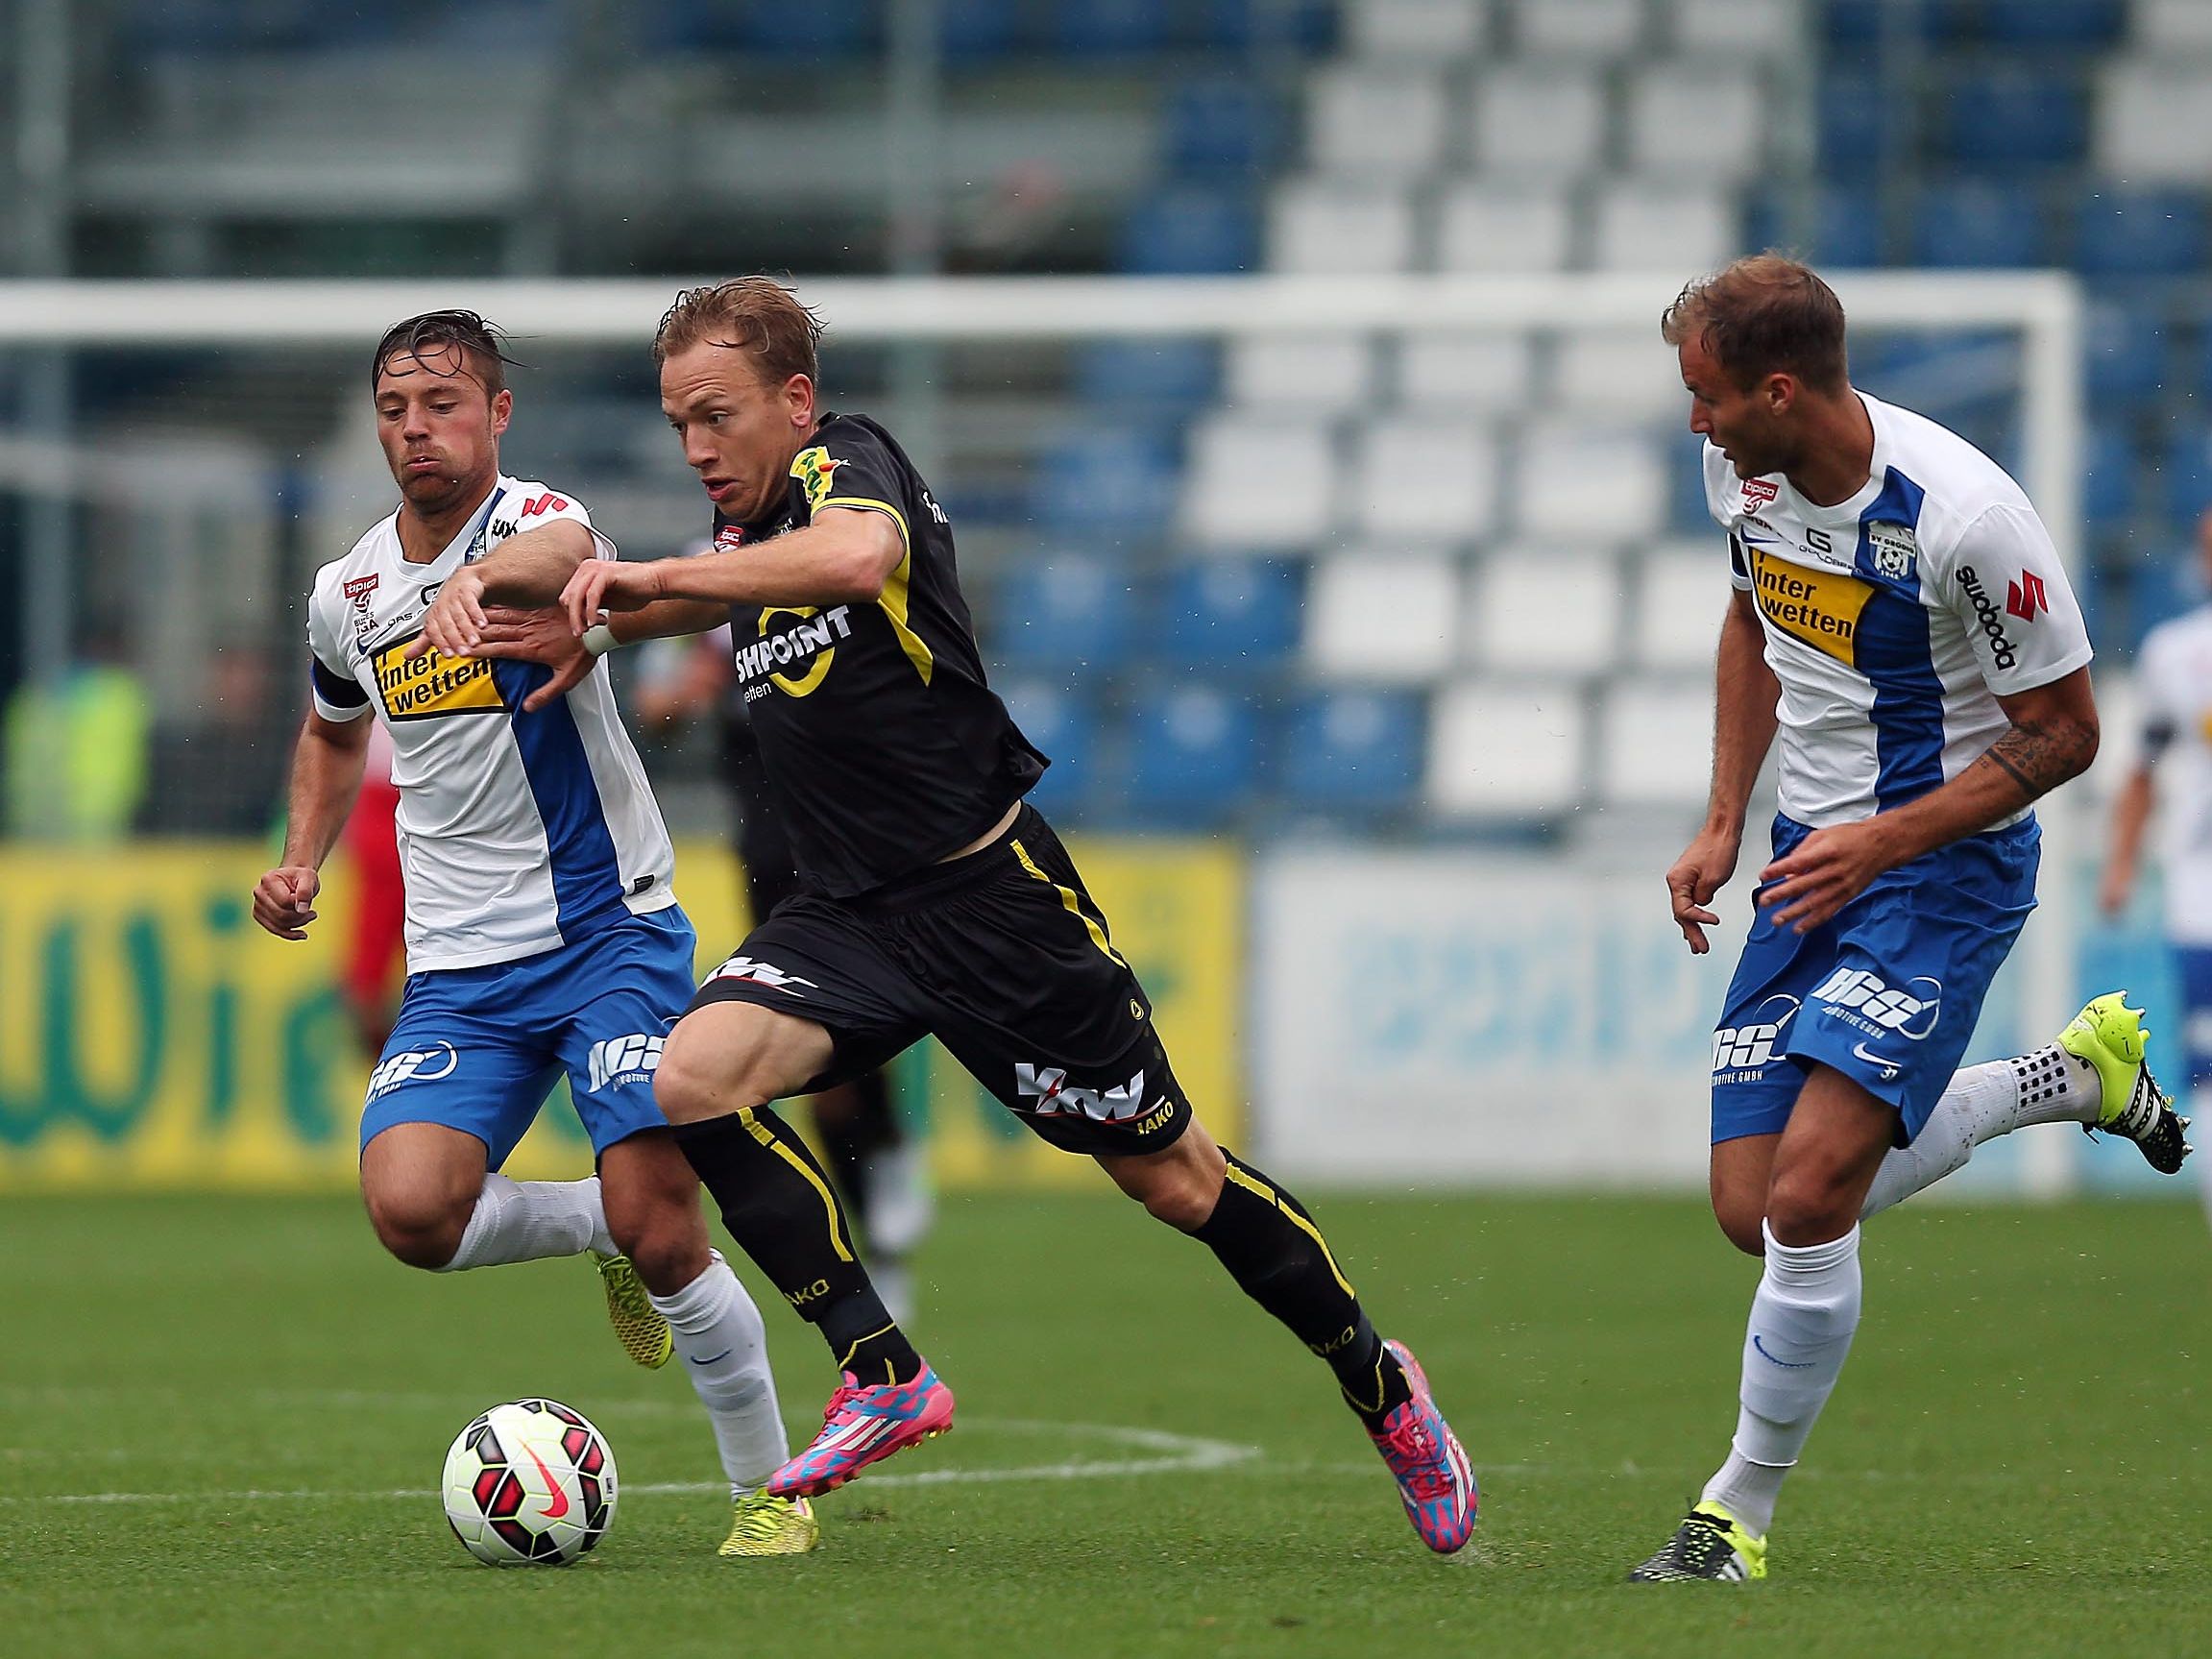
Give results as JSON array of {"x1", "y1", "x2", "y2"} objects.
[{"x1": 558, "y1": 278, "x2": 1475, "y2": 1552}]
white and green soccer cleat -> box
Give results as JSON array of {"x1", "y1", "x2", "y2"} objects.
[
  {"x1": 719, "y1": 1491, "x2": 820, "y2": 1557},
  {"x1": 1628, "y1": 1500, "x2": 1768, "y2": 1583},
  {"x1": 592, "y1": 1251, "x2": 674, "y2": 1369},
  {"x1": 2057, "y1": 993, "x2": 2191, "y2": 1176}
]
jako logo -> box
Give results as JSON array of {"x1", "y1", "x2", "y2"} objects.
[
  {"x1": 1953, "y1": 565, "x2": 2019, "y2": 670},
  {"x1": 1015, "y1": 1062, "x2": 1149, "y2": 1123},
  {"x1": 587, "y1": 1033, "x2": 663, "y2": 1094},
  {"x1": 367, "y1": 1041, "x2": 459, "y2": 1101},
  {"x1": 1810, "y1": 967, "x2": 1941, "y2": 1037},
  {"x1": 2007, "y1": 570, "x2": 2048, "y2": 623}
]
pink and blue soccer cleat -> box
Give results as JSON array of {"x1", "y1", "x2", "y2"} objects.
[
  {"x1": 1369, "y1": 1339, "x2": 1476, "y2": 1554},
  {"x1": 765, "y1": 1362, "x2": 956, "y2": 1499}
]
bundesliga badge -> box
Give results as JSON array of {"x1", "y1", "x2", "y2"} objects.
[{"x1": 1868, "y1": 522, "x2": 1918, "y2": 582}]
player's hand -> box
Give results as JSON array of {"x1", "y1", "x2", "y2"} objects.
[
  {"x1": 1666, "y1": 826, "x2": 1741, "y2": 956},
  {"x1": 411, "y1": 566, "x2": 490, "y2": 660},
  {"x1": 561, "y1": 559, "x2": 667, "y2": 636},
  {"x1": 469, "y1": 605, "x2": 598, "y2": 713},
  {"x1": 253, "y1": 866, "x2": 321, "y2": 940},
  {"x1": 2097, "y1": 861, "x2": 2134, "y2": 919},
  {"x1": 1757, "y1": 818, "x2": 1897, "y2": 935}
]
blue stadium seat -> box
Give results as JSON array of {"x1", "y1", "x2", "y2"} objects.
[
  {"x1": 1124, "y1": 685, "x2": 1259, "y2": 824},
  {"x1": 2129, "y1": 556, "x2": 2204, "y2": 645},
  {"x1": 1744, "y1": 185, "x2": 1884, "y2": 267},
  {"x1": 1910, "y1": 181, "x2": 2043, "y2": 268},
  {"x1": 1157, "y1": 559, "x2": 1300, "y2": 672},
  {"x1": 2075, "y1": 190, "x2": 2207, "y2": 279},
  {"x1": 1164, "y1": 78, "x2": 1282, "y2": 178},
  {"x1": 1818, "y1": 72, "x2": 1889, "y2": 178},
  {"x1": 2084, "y1": 422, "x2": 2142, "y2": 527},
  {"x1": 1938, "y1": 70, "x2": 2085, "y2": 169},
  {"x1": 2162, "y1": 427, "x2": 2212, "y2": 525},
  {"x1": 1982, "y1": 0, "x2": 2123, "y2": 45},
  {"x1": 1822, "y1": 0, "x2": 1957, "y2": 45},
  {"x1": 989, "y1": 553, "x2": 1137, "y2": 674},
  {"x1": 1074, "y1": 338, "x2": 1220, "y2": 416},
  {"x1": 996, "y1": 678, "x2": 1103, "y2": 819},
  {"x1": 644, "y1": 0, "x2": 881, "y2": 55},
  {"x1": 1118, "y1": 186, "x2": 1259, "y2": 274},
  {"x1": 1179, "y1": 0, "x2": 1336, "y2": 50},
  {"x1": 1278, "y1": 689, "x2": 1422, "y2": 814},
  {"x1": 2084, "y1": 305, "x2": 2167, "y2": 405},
  {"x1": 939, "y1": 0, "x2": 1017, "y2": 60},
  {"x1": 1028, "y1": 427, "x2": 1179, "y2": 541},
  {"x1": 1058, "y1": 0, "x2": 1168, "y2": 57}
]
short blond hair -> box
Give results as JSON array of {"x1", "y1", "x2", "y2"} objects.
[
  {"x1": 1662, "y1": 254, "x2": 1849, "y2": 392},
  {"x1": 653, "y1": 277, "x2": 824, "y2": 386}
]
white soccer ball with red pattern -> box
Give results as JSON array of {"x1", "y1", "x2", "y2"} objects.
[{"x1": 440, "y1": 1399, "x2": 618, "y2": 1566}]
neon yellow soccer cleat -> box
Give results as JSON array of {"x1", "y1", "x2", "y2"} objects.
[
  {"x1": 1628, "y1": 1500, "x2": 1768, "y2": 1583},
  {"x1": 592, "y1": 1252, "x2": 673, "y2": 1369},
  {"x1": 719, "y1": 1491, "x2": 821, "y2": 1557},
  {"x1": 2057, "y1": 993, "x2": 2191, "y2": 1175}
]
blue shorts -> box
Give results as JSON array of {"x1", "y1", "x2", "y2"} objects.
[
  {"x1": 358, "y1": 907, "x2": 696, "y2": 1170},
  {"x1": 2174, "y1": 945, "x2": 2212, "y2": 1089},
  {"x1": 1711, "y1": 815, "x2": 2039, "y2": 1146}
]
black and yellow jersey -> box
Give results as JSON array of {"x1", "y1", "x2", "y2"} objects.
[{"x1": 712, "y1": 411, "x2": 1047, "y2": 896}]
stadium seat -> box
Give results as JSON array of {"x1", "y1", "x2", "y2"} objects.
[
  {"x1": 1435, "y1": 186, "x2": 1575, "y2": 272},
  {"x1": 1818, "y1": 71, "x2": 1889, "y2": 179},
  {"x1": 1029, "y1": 427, "x2": 1179, "y2": 542},
  {"x1": 1939, "y1": 69, "x2": 2085, "y2": 170},
  {"x1": 1551, "y1": 332, "x2": 1687, "y2": 425},
  {"x1": 1225, "y1": 334, "x2": 1374, "y2": 411},
  {"x1": 1742, "y1": 184, "x2": 1885, "y2": 268},
  {"x1": 2083, "y1": 305, "x2": 2167, "y2": 406},
  {"x1": 1157, "y1": 558, "x2": 1302, "y2": 672},
  {"x1": 1394, "y1": 331, "x2": 1535, "y2": 412},
  {"x1": 995, "y1": 678, "x2": 1102, "y2": 818},
  {"x1": 1268, "y1": 181, "x2": 1417, "y2": 273},
  {"x1": 1466, "y1": 549, "x2": 1622, "y2": 677},
  {"x1": 1074, "y1": 338, "x2": 1220, "y2": 417},
  {"x1": 1057, "y1": 0, "x2": 1168, "y2": 57},
  {"x1": 1305, "y1": 66, "x2": 1448, "y2": 179},
  {"x1": 989, "y1": 553, "x2": 1137, "y2": 674},
  {"x1": 1595, "y1": 677, "x2": 1714, "y2": 807},
  {"x1": 1347, "y1": 416, "x2": 1498, "y2": 544},
  {"x1": 1633, "y1": 543, "x2": 1731, "y2": 671},
  {"x1": 1278, "y1": 688, "x2": 1425, "y2": 812},
  {"x1": 2134, "y1": 0, "x2": 2212, "y2": 51},
  {"x1": 1820, "y1": 0, "x2": 1957, "y2": 47},
  {"x1": 1624, "y1": 65, "x2": 1764, "y2": 182},
  {"x1": 1345, "y1": 0, "x2": 1488, "y2": 60},
  {"x1": 2094, "y1": 64, "x2": 2212, "y2": 184},
  {"x1": 1181, "y1": 0, "x2": 1338, "y2": 51},
  {"x1": 2083, "y1": 422, "x2": 2141, "y2": 529},
  {"x1": 1304, "y1": 552, "x2": 1460, "y2": 683},
  {"x1": 1589, "y1": 184, "x2": 1738, "y2": 272},
  {"x1": 1427, "y1": 680, "x2": 1587, "y2": 817},
  {"x1": 725, "y1": 0, "x2": 884, "y2": 57},
  {"x1": 1117, "y1": 185, "x2": 1258, "y2": 274},
  {"x1": 1909, "y1": 181, "x2": 2043, "y2": 269},
  {"x1": 1516, "y1": 422, "x2": 1667, "y2": 540},
  {"x1": 938, "y1": 0, "x2": 1017, "y2": 61},
  {"x1": 1673, "y1": 0, "x2": 1799, "y2": 57},
  {"x1": 1512, "y1": 0, "x2": 1644, "y2": 60},
  {"x1": 1180, "y1": 414, "x2": 1338, "y2": 549},
  {"x1": 1982, "y1": 0, "x2": 2122, "y2": 45},
  {"x1": 2162, "y1": 427, "x2": 2212, "y2": 525},
  {"x1": 1124, "y1": 684, "x2": 1260, "y2": 825},
  {"x1": 1470, "y1": 67, "x2": 1606, "y2": 180},
  {"x1": 1163, "y1": 78, "x2": 1282, "y2": 178},
  {"x1": 2074, "y1": 190, "x2": 2206, "y2": 279}
]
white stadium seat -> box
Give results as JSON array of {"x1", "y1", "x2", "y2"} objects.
[
  {"x1": 2132, "y1": 0, "x2": 2212, "y2": 52},
  {"x1": 1436, "y1": 185, "x2": 1574, "y2": 271},
  {"x1": 1226, "y1": 334, "x2": 1376, "y2": 411},
  {"x1": 1269, "y1": 181, "x2": 1418, "y2": 273},
  {"x1": 2094, "y1": 63, "x2": 2212, "y2": 183},
  {"x1": 1180, "y1": 415, "x2": 1339, "y2": 549},
  {"x1": 1428, "y1": 680, "x2": 1588, "y2": 816},
  {"x1": 1595, "y1": 677, "x2": 1714, "y2": 806},
  {"x1": 1306, "y1": 66, "x2": 1450, "y2": 178},
  {"x1": 1624, "y1": 65, "x2": 1764, "y2": 182},
  {"x1": 1515, "y1": 421, "x2": 1667, "y2": 540},
  {"x1": 1512, "y1": 0, "x2": 1646, "y2": 60},
  {"x1": 1632, "y1": 543, "x2": 1731, "y2": 671},
  {"x1": 1305, "y1": 551, "x2": 1462, "y2": 683},
  {"x1": 1672, "y1": 0, "x2": 1800, "y2": 57},
  {"x1": 1588, "y1": 183, "x2": 1738, "y2": 271},
  {"x1": 1465, "y1": 549, "x2": 1622, "y2": 675},
  {"x1": 1469, "y1": 66, "x2": 1608, "y2": 179},
  {"x1": 1345, "y1": 0, "x2": 1489, "y2": 60},
  {"x1": 1394, "y1": 330, "x2": 1535, "y2": 412},
  {"x1": 1349, "y1": 416, "x2": 1498, "y2": 543},
  {"x1": 1550, "y1": 330, "x2": 1688, "y2": 423}
]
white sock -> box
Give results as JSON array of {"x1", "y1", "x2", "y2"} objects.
[
  {"x1": 2006, "y1": 1043, "x2": 2102, "y2": 1128},
  {"x1": 437, "y1": 1172, "x2": 608, "y2": 1272},
  {"x1": 1702, "y1": 1221, "x2": 1862, "y2": 1536},
  {"x1": 1860, "y1": 1061, "x2": 2016, "y2": 1219},
  {"x1": 650, "y1": 1252, "x2": 789, "y2": 1498}
]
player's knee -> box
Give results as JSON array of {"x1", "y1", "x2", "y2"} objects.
[
  {"x1": 364, "y1": 1186, "x2": 471, "y2": 1270},
  {"x1": 1763, "y1": 1169, "x2": 1859, "y2": 1247},
  {"x1": 1118, "y1": 1160, "x2": 1221, "y2": 1232},
  {"x1": 610, "y1": 1214, "x2": 706, "y2": 1296},
  {"x1": 1714, "y1": 1203, "x2": 1766, "y2": 1256}
]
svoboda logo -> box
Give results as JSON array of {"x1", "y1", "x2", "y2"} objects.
[
  {"x1": 1953, "y1": 564, "x2": 2019, "y2": 670},
  {"x1": 372, "y1": 638, "x2": 504, "y2": 720},
  {"x1": 735, "y1": 605, "x2": 853, "y2": 697}
]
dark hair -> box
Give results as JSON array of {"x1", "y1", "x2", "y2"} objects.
[
  {"x1": 1661, "y1": 254, "x2": 1849, "y2": 393},
  {"x1": 371, "y1": 310, "x2": 517, "y2": 397},
  {"x1": 652, "y1": 277, "x2": 824, "y2": 386}
]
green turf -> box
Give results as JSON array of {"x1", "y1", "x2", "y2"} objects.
[{"x1": 2, "y1": 1190, "x2": 2207, "y2": 1657}]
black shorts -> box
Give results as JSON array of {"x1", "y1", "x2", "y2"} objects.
[{"x1": 686, "y1": 804, "x2": 1193, "y2": 1157}]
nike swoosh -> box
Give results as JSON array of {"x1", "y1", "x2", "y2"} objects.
[
  {"x1": 521, "y1": 1444, "x2": 571, "y2": 1520},
  {"x1": 1752, "y1": 1334, "x2": 1816, "y2": 1370},
  {"x1": 1851, "y1": 1040, "x2": 1898, "y2": 1071},
  {"x1": 688, "y1": 1349, "x2": 733, "y2": 1366}
]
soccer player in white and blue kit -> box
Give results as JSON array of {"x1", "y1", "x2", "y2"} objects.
[
  {"x1": 252, "y1": 312, "x2": 816, "y2": 1557},
  {"x1": 1633, "y1": 257, "x2": 2187, "y2": 1582}
]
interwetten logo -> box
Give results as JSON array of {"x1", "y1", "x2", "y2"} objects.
[
  {"x1": 586, "y1": 1033, "x2": 663, "y2": 1094},
  {"x1": 1749, "y1": 546, "x2": 1870, "y2": 667},
  {"x1": 372, "y1": 638, "x2": 504, "y2": 720}
]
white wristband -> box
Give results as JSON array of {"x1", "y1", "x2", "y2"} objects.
[{"x1": 581, "y1": 622, "x2": 619, "y2": 658}]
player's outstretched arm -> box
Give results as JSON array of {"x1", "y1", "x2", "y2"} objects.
[
  {"x1": 416, "y1": 523, "x2": 597, "y2": 659},
  {"x1": 253, "y1": 708, "x2": 373, "y2": 940},
  {"x1": 559, "y1": 509, "x2": 905, "y2": 636},
  {"x1": 1669, "y1": 590, "x2": 1781, "y2": 955},
  {"x1": 2099, "y1": 762, "x2": 2156, "y2": 917}
]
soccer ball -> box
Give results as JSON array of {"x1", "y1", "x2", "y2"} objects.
[{"x1": 440, "y1": 1399, "x2": 618, "y2": 1566}]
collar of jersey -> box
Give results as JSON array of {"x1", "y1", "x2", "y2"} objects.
[{"x1": 398, "y1": 477, "x2": 509, "y2": 573}]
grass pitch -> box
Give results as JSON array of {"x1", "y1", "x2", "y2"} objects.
[{"x1": 2, "y1": 1189, "x2": 2207, "y2": 1657}]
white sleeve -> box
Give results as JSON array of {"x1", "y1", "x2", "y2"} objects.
[
  {"x1": 1940, "y1": 502, "x2": 2093, "y2": 695},
  {"x1": 498, "y1": 482, "x2": 619, "y2": 561},
  {"x1": 304, "y1": 586, "x2": 373, "y2": 723},
  {"x1": 2137, "y1": 627, "x2": 2183, "y2": 756}
]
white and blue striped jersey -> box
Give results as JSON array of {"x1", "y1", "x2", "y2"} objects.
[
  {"x1": 305, "y1": 476, "x2": 677, "y2": 973},
  {"x1": 1707, "y1": 391, "x2": 2092, "y2": 830}
]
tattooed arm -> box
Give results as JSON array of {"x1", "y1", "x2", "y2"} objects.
[{"x1": 1753, "y1": 668, "x2": 2098, "y2": 934}]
